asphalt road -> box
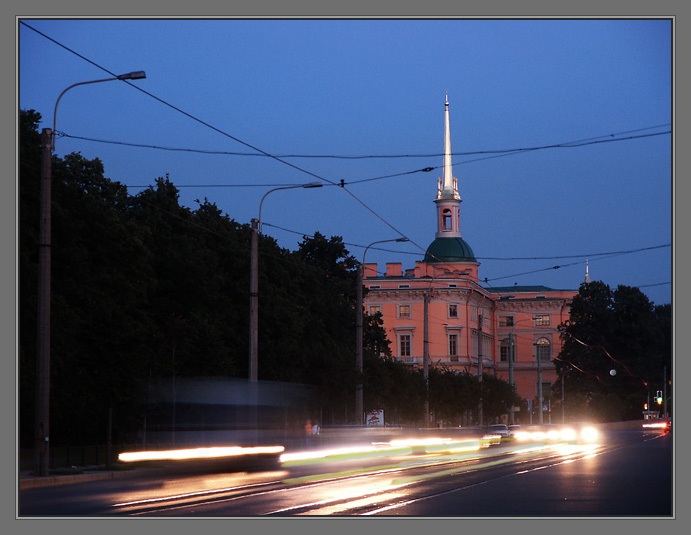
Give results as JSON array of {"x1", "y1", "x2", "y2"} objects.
[{"x1": 18, "y1": 428, "x2": 672, "y2": 517}]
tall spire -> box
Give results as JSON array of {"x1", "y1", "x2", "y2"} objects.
[
  {"x1": 585, "y1": 259, "x2": 591, "y2": 283},
  {"x1": 438, "y1": 91, "x2": 460, "y2": 201},
  {"x1": 434, "y1": 94, "x2": 463, "y2": 238}
]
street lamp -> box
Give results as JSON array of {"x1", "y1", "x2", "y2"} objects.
[
  {"x1": 503, "y1": 314, "x2": 551, "y2": 425},
  {"x1": 248, "y1": 182, "x2": 323, "y2": 382},
  {"x1": 35, "y1": 71, "x2": 146, "y2": 477},
  {"x1": 355, "y1": 238, "x2": 409, "y2": 425},
  {"x1": 51, "y1": 71, "x2": 147, "y2": 149}
]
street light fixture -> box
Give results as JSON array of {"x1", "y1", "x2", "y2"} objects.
[
  {"x1": 51, "y1": 71, "x2": 147, "y2": 149},
  {"x1": 355, "y1": 237, "x2": 409, "y2": 425},
  {"x1": 35, "y1": 71, "x2": 146, "y2": 477},
  {"x1": 248, "y1": 182, "x2": 323, "y2": 382}
]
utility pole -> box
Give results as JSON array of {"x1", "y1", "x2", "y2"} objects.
[
  {"x1": 561, "y1": 372, "x2": 566, "y2": 424},
  {"x1": 33, "y1": 71, "x2": 147, "y2": 477},
  {"x1": 508, "y1": 332, "x2": 515, "y2": 425},
  {"x1": 355, "y1": 263, "x2": 364, "y2": 424},
  {"x1": 423, "y1": 292, "x2": 430, "y2": 427},
  {"x1": 537, "y1": 343, "x2": 543, "y2": 425},
  {"x1": 249, "y1": 218, "x2": 259, "y2": 382},
  {"x1": 478, "y1": 313, "x2": 483, "y2": 426},
  {"x1": 663, "y1": 366, "x2": 668, "y2": 418},
  {"x1": 35, "y1": 127, "x2": 52, "y2": 477},
  {"x1": 356, "y1": 238, "x2": 408, "y2": 426}
]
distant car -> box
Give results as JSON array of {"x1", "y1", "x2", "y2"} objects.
[
  {"x1": 487, "y1": 424, "x2": 509, "y2": 438},
  {"x1": 508, "y1": 425, "x2": 521, "y2": 438},
  {"x1": 642, "y1": 418, "x2": 671, "y2": 433}
]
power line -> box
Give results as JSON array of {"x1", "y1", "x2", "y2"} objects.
[
  {"x1": 264, "y1": 220, "x2": 670, "y2": 263},
  {"x1": 21, "y1": 20, "x2": 422, "y2": 256},
  {"x1": 479, "y1": 244, "x2": 671, "y2": 262},
  {"x1": 21, "y1": 21, "x2": 672, "y2": 279},
  {"x1": 58, "y1": 125, "x2": 670, "y2": 160},
  {"x1": 19, "y1": 21, "x2": 339, "y2": 188},
  {"x1": 59, "y1": 128, "x2": 670, "y2": 190}
]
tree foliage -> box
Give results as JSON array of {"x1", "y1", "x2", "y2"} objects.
[
  {"x1": 19, "y1": 109, "x2": 523, "y2": 448},
  {"x1": 556, "y1": 281, "x2": 672, "y2": 422}
]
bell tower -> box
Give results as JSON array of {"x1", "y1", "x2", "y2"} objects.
[{"x1": 435, "y1": 92, "x2": 463, "y2": 239}]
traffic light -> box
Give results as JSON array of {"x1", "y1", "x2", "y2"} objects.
[
  {"x1": 656, "y1": 391, "x2": 663, "y2": 405},
  {"x1": 644, "y1": 403, "x2": 648, "y2": 410}
]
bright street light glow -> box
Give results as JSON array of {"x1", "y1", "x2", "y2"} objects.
[{"x1": 118, "y1": 445, "x2": 284, "y2": 462}]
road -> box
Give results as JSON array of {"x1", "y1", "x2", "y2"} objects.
[{"x1": 18, "y1": 427, "x2": 672, "y2": 517}]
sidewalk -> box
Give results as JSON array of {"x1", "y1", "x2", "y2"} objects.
[{"x1": 19, "y1": 466, "x2": 156, "y2": 490}]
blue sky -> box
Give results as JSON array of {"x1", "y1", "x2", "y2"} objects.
[{"x1": 18, "y1": 18, "x2": 672, "y2": 305}]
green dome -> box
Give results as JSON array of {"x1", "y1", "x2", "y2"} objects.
[{"x1": 423, "y1": 237, "x2": 476, "y2": 263}]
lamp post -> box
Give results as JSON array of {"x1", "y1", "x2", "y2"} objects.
[
  {"x1": 508, "y1": 332, "x2": 515, "y2": 424},
  {"x1": 248, "y1": 182, "x2": 323, "y2": 382},
  {"x1": 537, "y1": 340, "x2": 543, "y2": 424},
  {"x1": 355, "y1": 237, "x2": 408, "y2": 425},
  {"x1": 561, "y1": 371, "x2": 566, "y2": 424},
  {"x1": 504, "y1": 314, "x2": 550, "y2": 426},
  {"x1": 477, "y1": 313, "x2": 483, "y2": 425},
  {"x1": 34, "y1": 71, "x2": 146, "y2": 477}
]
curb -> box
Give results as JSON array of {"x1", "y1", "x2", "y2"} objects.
[{"x1": 19, "y1": 468, "x2": 150, "y2": 490}]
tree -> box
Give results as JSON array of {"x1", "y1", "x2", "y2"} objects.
[
  {"x1": 20, "y1": 106, "x2": 466, "y2": 447},
  {"x1": 480, "y1": 373, "x2": 521, "y2": 423},
  {"x1": 556, "y1": 280, "x2": 670, "y2": 422},
  {"x1": 18, "y1": 110, "x2": 43, "y2": 447}
]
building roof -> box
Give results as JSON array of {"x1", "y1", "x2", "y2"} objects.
[
  {"x1": 488, "y1": 285, "x2": 556, "y2": 292},
  {"x1": 487, "y1": 285, "x2": 576, "y2": 294},
  {"x1": 423, "y1": 237, "x2": 477, "y2": 263}
]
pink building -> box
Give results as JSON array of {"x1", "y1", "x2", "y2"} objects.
[{"x1": 362, "y1": 95, "x2": 579, "y2": 422}]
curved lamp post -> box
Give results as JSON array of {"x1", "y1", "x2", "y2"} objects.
[
  {"x1": 355, "y1": 237, "x2": 409, "y2": 425},
  {"x1": 248, "y1": 182, "x2": 323, "y2": 382},
  {"x1": 34, "y1": 71, "x2": 146, "y2": 477}
]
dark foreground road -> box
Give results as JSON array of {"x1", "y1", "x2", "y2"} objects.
[{"x1": 18, "y1": 427, "x2": 672, "y2": 517}]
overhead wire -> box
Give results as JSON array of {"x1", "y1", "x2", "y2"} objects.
[
  {"x1": 21, "y1": 21, "x2": 424, "y2": 255},
  {"x1": 58, "y1": 128, "x2": 670, "y2": 189},
  {"x1": 263, "y1": 220, "x2": 670, "y2": 287},
  {"x1": 21, "y1": 21, "x2": 671, "y2": 285},
  {"x1": 56, "y1": 124, "x2": 669, "y2": 161}
]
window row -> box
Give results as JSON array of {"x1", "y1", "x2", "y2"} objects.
[
  {"x1": 369, "y1": 303, "x2": 461, "y2": 319},
  {"x1": 499, "y1": 337, "x2": 552, "y2": 362},
  {"x1": 398, "y1": 333, "x2": 553, "y2": 361},
  {"x1": 498, "y1": 315, "x2": 551, "y2": 327},
  {"x1": 398, "y1": 333, "x2": 460, "y2": 358},
  {"x1": 368, "y1": 309, "x2": 552, "y2": 328}
]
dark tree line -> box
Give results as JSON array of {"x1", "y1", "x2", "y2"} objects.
[
  {"x1": 556, "y1": 280, "x2": 672, "y2": 422},
  {"x1": 19, "y1": 109, "x2": 518, "y2": 448}
]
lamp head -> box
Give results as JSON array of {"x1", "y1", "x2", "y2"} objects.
[{"x1": 118, "y1": 71, "x2": 146, "y2": 80}]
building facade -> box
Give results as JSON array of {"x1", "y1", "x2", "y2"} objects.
[{"x1": 362, "y1": 95, "x2": 578, "y2": 422}]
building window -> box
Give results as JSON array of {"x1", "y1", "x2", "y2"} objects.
[
  {"x1": 479, "y1": 311, "x2": 488, "y2": 328},
  {"x1": 398, "y1": 304, "x2": 411, "y2": 318},
  {"x1": 534, "y1": 315, "x2": 551, "y2": 327},
  {"x1": 448, "y1": 334, "x2": 458, "y2": 357},
  {"x1": 500, "y1": 338, "x2": 515, "y2": 362},
  {"x1": 442, "y1": 208, "x2": 452, "y2": 230},
  {"x1": 448, "y1": 304, "x2": 458, "y2": 318},
  {"x1": 499, "y1": 316, "x2": 514, "y2": 327},
  {"x1": 536, "y1": 337, "x2": 551, "y2": 361},
  {"x1": 399, "y1": 284, "x2": 410, "y2": 289},
  {"x1": 369, "y1": 305, "x2": 381, "y2": 315},
  {"x1": 399, "y1": 334, "x2": 411, "y2": 357}
]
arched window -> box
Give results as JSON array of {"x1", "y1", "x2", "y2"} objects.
[
  {"x1": 442, "y1": 208, "x2": 452, "y2": 230},
  {"x1": 536, "y1": 337, "x2": 551, "y2": 361},
  {"x1": 500, "y1": 338, "x2": 511, "y2": 362}
]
